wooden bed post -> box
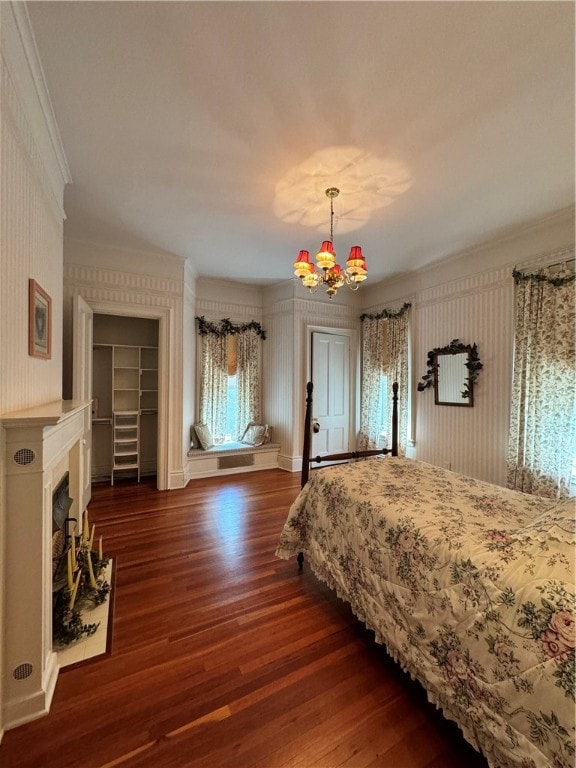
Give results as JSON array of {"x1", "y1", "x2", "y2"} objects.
[
  {"x1": 298, "y1": 382, "x2": 314, "y2": 570},
  {"x1": 301, "y1": 381, "x2": 313, "y2": 488},
  {"x1": 297, "y1": 379, "x2": 398, "y2": 570}
]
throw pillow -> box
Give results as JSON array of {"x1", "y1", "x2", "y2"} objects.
[
  {"x1": 194, "y1": 423, "x2": 214, "y2": 451},
  {"x1": 241, "y1": 423, "x2": 269, "y2": 447}
]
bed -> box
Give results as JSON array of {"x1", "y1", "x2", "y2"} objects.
[{"x1": 276, "y1": 382, "x2": 575, "y2": 768}]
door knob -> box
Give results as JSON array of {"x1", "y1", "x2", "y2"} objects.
[{"x1": 312, "y1": 419, "x2": 320, "y2": 434}]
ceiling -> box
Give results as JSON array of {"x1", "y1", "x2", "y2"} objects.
[{"x1": 27, "y1": 1, "x2": 575, "y2": 286}]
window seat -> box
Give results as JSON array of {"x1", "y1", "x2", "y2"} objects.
[{"x1": 186, "y1": 442, "x2": 280, "y2": 480}]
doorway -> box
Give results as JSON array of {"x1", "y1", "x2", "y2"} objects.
[
  {"x1": 72, "y1": 296, "x2": 170, "y2": 490},
  {"x1": 91, "y1": 314, "x2": 160, "y2": 484},
  {"x1": 310, "y1": 330, "x2": 354, "y2": 456}
]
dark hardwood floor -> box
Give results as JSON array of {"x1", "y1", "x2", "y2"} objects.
[{"x1": 0, "y1": 470, "x2": 489, "y2": 768}]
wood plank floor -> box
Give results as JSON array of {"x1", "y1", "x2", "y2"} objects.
[{"x1": 0, "y1": 470, "x2": 489, "y2": 768}]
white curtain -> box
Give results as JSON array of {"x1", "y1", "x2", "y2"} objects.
[
  {"x1": 385, "y1": 309, "x2": 410, "y2": 456},
  {"x1": 360, "y1": 303, "x2": 411, "y2": 454},
  {"x1": 236, "y1": 329, "x2": 262, "y2": 439},
  {"x1": 199, "y1": 333, "x2": 228, "y2": 442},
  {"x1": 507, "y1": 264, "x2": 575, "y2": 497},
  {"x1": 197, "y1": 317, "x2": 265, "y2": 443},
  {"x1": 359, "y1": 315, "x2": 386, "y2": 449}
]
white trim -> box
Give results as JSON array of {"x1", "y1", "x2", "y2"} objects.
[
  {"x1": 79, "y1": 299, "x2": 171, "y2": 492},
  {"x1": 10, "y1": 3, "x2": 71, "y2": 186},
  {"x1": 1, "y1": 2, "x2": 71, "y2": 219},
  {"x1": 186, "y1": 444, "x2": 280, "y2": 481}
]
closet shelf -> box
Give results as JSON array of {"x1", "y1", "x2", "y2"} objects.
[{"x1": 92, "y1": 340, "x2": 158, "y2": 484}]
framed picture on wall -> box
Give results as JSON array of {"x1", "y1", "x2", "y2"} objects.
[{"x1": 28, "y1": 279, "x2": 52, "y2": 359}]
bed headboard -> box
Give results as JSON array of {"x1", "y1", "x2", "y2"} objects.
[{"x1": 301, "y1": 381, "x2": 399, "y2": 487}]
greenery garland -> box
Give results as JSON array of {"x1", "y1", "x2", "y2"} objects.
[
  {"x1": 195, "y1": 316, "x2": 266, "y2": 340},
  {"x1": 417, "y1": 339, "x2": 483, "y2": 399},
  {"x1": 53, "y1": 547, "x2": 111, "y2": 647},
  {"x1": 360, "y1": 302, "x2": 411, "y2": 322},
  {"x1": 512, "y1": 266, "x2": 575, "y2": 287}
]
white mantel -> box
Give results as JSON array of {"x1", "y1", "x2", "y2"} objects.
[{"x1": 1, "y1": 400, "x2": 90, "y2": 730}]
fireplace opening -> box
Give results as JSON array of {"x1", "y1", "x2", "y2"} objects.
[{"x1": 52, "y1": 473, "x2": 76, "y2": 593}]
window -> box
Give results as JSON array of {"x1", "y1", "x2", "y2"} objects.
[
  {"x1": 196, "y1": 317, "x2": 265, "y2": 444},
  {"x1": 507, "y1": 265, "x2": 575, "y2": 497},
  {"x1": 377, "y1": 375, "x2": 388, "y2": 449},
  {"x1": 359, "y1": 304, "x2": 410, "y2": 454},
  {"x1": 224, "y1": 374, "x2": 238, "y2": 443}
]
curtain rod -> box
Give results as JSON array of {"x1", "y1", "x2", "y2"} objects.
[
  {"x1": 516, "y1": 256, "x2": 575, "y2": 274},
  {"x1": 544, "y1": 257, "x2": 575, "y2": 270}
]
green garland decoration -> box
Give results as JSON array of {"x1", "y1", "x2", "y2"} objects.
[
  {"x1": 512, "y1": 267, "x2": 575, "y2": 287},
  {"x1": 360, "y1": 302, "x2": 411, "y2": 322},
  {"x1": 53, "y1": 548, "x2": 111, "y2": 647},
  {"x1": 417, "y1": 339, "x2": 483, "y2": 399},
  {"x1": 195, "y1": 316, "x2": 266, "y2": 340}
]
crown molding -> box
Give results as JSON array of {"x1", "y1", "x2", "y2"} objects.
[
  {"x1": 2, "y1": 3, "x2": 71, "y2": 190},
  {"x1": 195, "y1": 299, "x2": 263, "y2": 321}
]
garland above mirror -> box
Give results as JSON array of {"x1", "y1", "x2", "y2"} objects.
[{"x1": 417, "y1": 339, "x2": 483, "y2": 401}]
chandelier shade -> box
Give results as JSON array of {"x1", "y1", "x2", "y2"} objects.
[
  {"x1": 292, "y1": 188, "x2": 368, "y2": 298},
  {"x1": 294, "y1": 250, "x2": 312, "y2": 277}
]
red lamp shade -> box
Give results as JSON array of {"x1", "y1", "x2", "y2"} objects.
[
  {"x1": 346, "y1": 245, "x2": 365, "y2": 267},
  {"x1": 294, "y1": 250, "x2": 313, "y2": 278},
  {"x1": 347, "y1": 246, "x2": 368, "y2": 282},
  {"x1": 316, "y1": 240, "x2": 336, "y2": 270}
]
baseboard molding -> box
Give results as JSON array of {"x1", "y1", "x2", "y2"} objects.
[{"x1": 277, "y1": 454, "x2": 301, "y2": 473}]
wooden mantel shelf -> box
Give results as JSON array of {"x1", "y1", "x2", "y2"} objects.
[{"x1": 0, "y1": 399, "x2": 90, "y2": 427}]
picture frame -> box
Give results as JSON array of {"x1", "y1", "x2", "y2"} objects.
[{"x1": 28, "y1": 279, "x2": 52, "y2": 359}]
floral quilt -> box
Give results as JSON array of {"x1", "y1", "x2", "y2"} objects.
[{"x1": 276, "y1": 458, "x2": 576, "y2": 768}]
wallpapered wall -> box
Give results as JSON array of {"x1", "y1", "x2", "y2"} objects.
[
  {"x1": 361, "y1": 208, "x2": 575, "y2": 486},
  {"x1": 0, "y1": 2, "x2": 70, "y2": 740},
  {"x1": 0, "y1": 15, "x2": 68, "y2": 415}
]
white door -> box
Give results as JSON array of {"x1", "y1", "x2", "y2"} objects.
[
  {"x1": 311, "y1": 332, "x2": 350, "y2": 456},
  {"x1": 73, "y1": 295, "x2": 93, "y2": 511}
]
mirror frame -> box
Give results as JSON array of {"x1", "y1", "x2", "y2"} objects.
[{"x1": 417, "y1": 339, "x2": 483, "y2": 406}]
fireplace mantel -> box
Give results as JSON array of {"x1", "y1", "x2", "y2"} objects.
[{"x1": 1, "y1": 399, "x2": 91, "y2": 730}]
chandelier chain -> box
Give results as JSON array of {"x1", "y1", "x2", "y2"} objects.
[{"x1": 292, "y1": 186, "x2": 367, "y2": 299}]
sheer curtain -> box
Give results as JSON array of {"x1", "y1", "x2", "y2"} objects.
[
  {"x1": 507, "y1": 264, "x2": 575, "y2": 498},
  {"x1": 360, "y1": 303, "x2": 411, "y2": 454}
]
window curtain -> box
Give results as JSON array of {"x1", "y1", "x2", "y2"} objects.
[
  {"x1": 359, "y1": 315, "x2": 386, "y2": 450},
  {"x1": 199, "y1": 333, "x2": 228, "y2": 442},
  {"x1": 506, "y1": 264, "x2": 575, "y2": 498},
  {"x1": 196, "y1": 316, "x2": 266, "y2": 443},
  {"x1": 236, "y1": 328, "x2": 262, "y2": 440},
  {"x1": 360, "y1": 303, "x2": 411, "y2": 454}
]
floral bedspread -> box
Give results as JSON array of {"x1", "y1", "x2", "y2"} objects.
[{"x1": 276, "y1": 458, "x2": 576, "y2": 768}]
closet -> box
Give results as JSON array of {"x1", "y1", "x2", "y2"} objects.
[{"x1": 91, "y1": 314, "x2": 159, "y2": 483}]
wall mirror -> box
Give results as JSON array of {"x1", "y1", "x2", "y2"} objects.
[{"x1": 417, "y1": 339, "x2": 482, "y2": 407}]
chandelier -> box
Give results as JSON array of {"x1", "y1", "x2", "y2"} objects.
[{"x1": 293, "y1": 187, "x2": 368, "y2": 299}]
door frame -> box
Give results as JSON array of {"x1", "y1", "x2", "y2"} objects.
[
  {"x1": 78, "y1": 297, "x2": 170, "y2": 491},
  {"x1": 305, "y1": 325, "x2": 359, "y2": 451},
  {"x1": 72, "y1": 295, "x2": 94, "y2": 511}
]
